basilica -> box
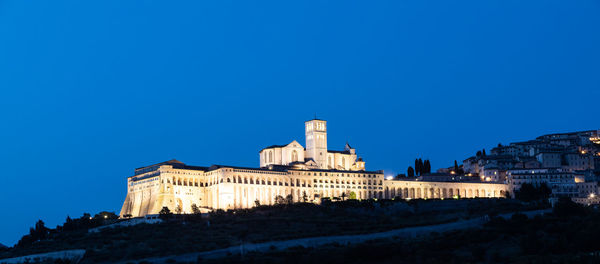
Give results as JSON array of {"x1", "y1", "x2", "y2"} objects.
[{"x1": 120, "y1": 119, "x2": 507, "y2": 217}]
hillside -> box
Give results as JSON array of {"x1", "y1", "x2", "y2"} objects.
[{"x1": 0, "y1": 198, "x2": 540, "y2": 263}]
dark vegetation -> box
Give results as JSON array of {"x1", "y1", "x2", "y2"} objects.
[
  {"x1": 0, "y1": 198, "x2": 539, "y2": 263},
  {"x1": 514, "y1": 183, "x2": 552, "y2": 202},
  {"x1": 15, "y1": 211, "x2": 119, "y2": 248},
  {"x1": 403, "y1": 158, "x2": 432, "y2": 178},
  {"x1": 200, "y1": 198, "x2": 600, "y2": 264}
]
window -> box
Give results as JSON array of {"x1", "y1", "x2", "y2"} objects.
[
  {"x1": 342, "y1": 157, "x2": 345, "y2": 168},
  {"x1": 269, "y1": 151, "x2": 273, "y2": 163},
  {"x1": 292, "y1": 150, "x2": 298, "y2": 162}
]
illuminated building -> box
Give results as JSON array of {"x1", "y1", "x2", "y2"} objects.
[{"x1": 119, "y1": 119, "x2": 510, "y2": 217}]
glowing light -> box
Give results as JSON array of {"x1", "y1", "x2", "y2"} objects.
[
  {"x1": 385, "y1": 176, "x2": 393, "y2": 180},
  {"x1": 590, "y1": 193, "x2": 596, "y2": 199},
  {"x1": 450, "y1": 171, "x2": 456, "y2": 175}
]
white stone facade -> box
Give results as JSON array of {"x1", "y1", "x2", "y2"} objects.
[{"x1": 120, "y1": 119, "x2": 509, "y2": 218}]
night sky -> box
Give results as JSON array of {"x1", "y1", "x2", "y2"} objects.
[{"x1": 1, "y1": 1, "x2": 599, "y2": 246}]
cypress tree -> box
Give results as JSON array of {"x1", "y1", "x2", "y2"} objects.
[
  {"x1": 424, "y1": 160, "x2": 431, "y2": 174},
  {"x1": 415, "y1": 159, "x2": 421, "y2": 176},
  {"x1": 407, "y1": 166, "x2": 415, "y2": 177}
]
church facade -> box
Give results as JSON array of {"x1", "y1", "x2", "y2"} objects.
[{"x1": 120, "y1": 119, "x2": 507, "y2": 217}]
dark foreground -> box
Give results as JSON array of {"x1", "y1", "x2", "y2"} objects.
[
  {"x1": 0, "y1": 198, "x2": 570, "y2": 263},
  {"x1": 201, "y1": 199, "x2": 600, "y2": 264}
]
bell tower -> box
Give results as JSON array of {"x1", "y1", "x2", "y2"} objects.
[{"x1": 305, "y1": 119, "x2": 327, "y2": 169}]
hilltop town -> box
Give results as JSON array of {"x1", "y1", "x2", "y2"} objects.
[
  {"x1": 121, "y1": 120, "x2": 600, "y2": 219},
  {"x1": 445, "y1": 129, "x2": 600, "y2": 204}
]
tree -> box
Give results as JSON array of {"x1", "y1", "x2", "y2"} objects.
[
  {"x1": 482, "y1": 149, "x2": 486, "y2": 157},
  {"x1": 418, "y1": 158, "x2": 424, "y2": 175},
  {"x1": 341, "y1": 192, "x2": 347, "y2": 201},
  {"x1": 275, "y1": 195, "x2": 286, "y2": 205},
  {"x1": 19, "y1": 219, "x2": 50, "y2": 246},
  {"x1": 515, "y1": 183, "x2": 552, "y2": 202},
  {"x1": 539, "y1": 183, "x2": 552, "y2": 199},
  {"x1": 415, "y1": 159, "x2": 421, "y2": 176},
  {"x1": 254, "y1": 199, "x2": 261, "y2": 207},
  {"x1": 94, "y1": 211, "x2": 118, "y2": 220},
  {"x1": 454, "y1": 160, "x2": 459, "y2": 173},
  {"x1": 191, "y1": 204, "x2": 201, "y2": 214},
  {"x1": 302, "y1": 191, "x2": 308, "y2": 202},
  {"x1": 348, "y1": 191, "x2": 357, "y2": 200},
  {"x1": 515, "y1": 183, "x2": 537, "y2": 201},
  {"x1": 159, "y1": 206, "x2": 172, "y2": 220},
  {"x1": 175, "y1": 204, "x2": 182, "y2": 214},
  {"x1": 407, "y1": 166, "x2": 415, "y2": 177},
  {"x1": 553, "y1": 196, "x2": 587, "y2": 217},
  {"x1": 423, "y1": 160, "x2": 431, "y2": 174},
  {"x1": 285, "y1": 194, "x2": 293, "y2": 204},
  {"x1": 32, "y1": 220, "x2": 48, "y2": 241},
  {"x1": 476, "y1": 150, "x2": 482, "y2": 157}
]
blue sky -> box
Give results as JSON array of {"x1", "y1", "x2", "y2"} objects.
[{"x1": 1, "y1": 0, "x2": 599, "y2": 245}]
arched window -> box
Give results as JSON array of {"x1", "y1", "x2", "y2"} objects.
[
  {"x1": 342, "y1": 157, "x2": 346, "y2": 168},
  {"x1": 328, "y1": 156, "x2": 332, "y2": 167},
  {"x1": 292, "y1": 150, "x2": 298, "y2": 162},
  {"x1": 269, "y1": 151, "x2": 273, "y2": 163}
]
